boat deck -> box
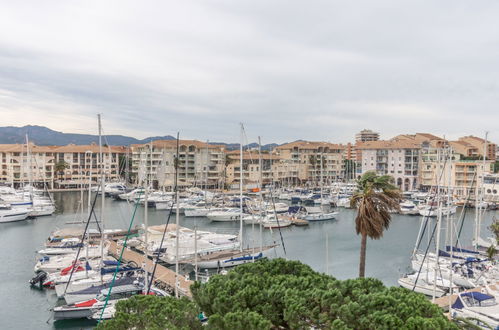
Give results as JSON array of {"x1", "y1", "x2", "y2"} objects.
[
  {"x1": 107, "y1": 240, "x2": 193, "y2": 297},
  {"x1": 179, "y1": 245, "x2": 277, "y2": 264},
  {"x1": 433, "y1": 283, "x2": 498, "y2": 311}
]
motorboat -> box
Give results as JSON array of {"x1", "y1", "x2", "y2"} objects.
[
  {"x1": 184, "y1": 206, "x2": 222, "y2": 217},
  {"x1": 397, "y1": 272, "x2": 451, "y2": 297},
  {"x1": 0, "y1": 206, "x2": 30, "y2": 223},
  {"x1": 182, "y1": 246, "x2": 275, "y2": 269},
  {"x1": 53, "y1": 283, "x2": 144, "y2": 320},
  {"x1": 262, "y1": 215, "x2": 292, "y2": 229},
  {"x1": 37, "y1": 242, "x2": 105, "y2": 256},
  {"x1": 207, "y1": 208, "x2": 243, "y2": 221},
  {"x1": 451, "y1": 292, "x2": 499, "y2": 328},
  {"x1": 302, "y1": 211, "x2": 338, "y2": 221},
  {"x1": 399, "y1": 201, "x2": 420, "y2": 215},
  {"x1": 62, "y1": 276, "x2": 141, "y2": 305}
]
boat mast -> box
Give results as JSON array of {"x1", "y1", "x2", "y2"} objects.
[
  {"x1": 320, "y1": 151, "x2": 324, "y2": 207},
  {"x1": 258, "y1": 136, "x2": 263, "y2": 254},
  {"x1": 194, "y1": 226, "x2": 198, "y2": 281},
  {"x1": 26, "y1": 134, "x2": 33, "y2": 199},
  {"x1": 432, "y1": 146, "x2": 443, "y2": 302},
  {"x1": 174, "y1": 132, "x2": 180, "y2": 298},
  {"x1": 125, "y1": 147, "x2": 129, "y2": 185},
  {"x1": 205, "y1": 140, "x2": 209, "y2": 202},
  {"x1": 98, "y1": 114, "x2": 105, "y2": 281},
  {"x1": 239, "y1": 123, "x2": 244, "y2": 253},
  {"x1": 447, "y1": 145, "x2": 454, "y2": 313},
  {"x1": 144, "y1": 141, "x2": 151, "y2": 293},
  {"x1": 476, "y1": 132, "x2": 488, "y2": 246}
]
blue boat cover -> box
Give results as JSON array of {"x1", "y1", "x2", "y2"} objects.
[
  {"x1": 287, "y1": 206, "x2": 305, "y2": 214},
  {"x1": 452, "y1": 292, "x2": 495, "y2": 310},
  {"x1": 460, "y1": 292, "x2": 494, "y2": 301},
  {"x1": 446, "y1": 246, "x2": 480, "y2": 254},
  {"x1": 100, "y1": 265, "x2": 141, "y2": 275},
  {"x1": 103, "y1": 260, "x2": 119, "y2": 266}
]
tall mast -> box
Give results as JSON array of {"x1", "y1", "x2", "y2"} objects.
[
  {"x1": 258, "y1": 136, "x2": 263, "y2": 253},
  {"x1": 144, "y1": 141, "x2": 151, "y2": 292},
  {"x1": 98, "y1": 114, "x2": 105, "y2": 280},
  {"x1": 432, "y1": 147, "x2": 443, "y2": 302},
  {"x1": 20, "y1": 141, "x2": 24, "y2": 189},
  {"x1": 477, "y1": 132, "x2": 488, "y2": 245},
  {"x1": 320, "y1": 151, "x2": 324, "y2": 206},
  {"x1": 446, "y1": 145, "x2": 454, "y2": 312},
  {"x1": 205, "y1": 140, "x2": 209, "y2": 201},
  {"x1": 174, "y1": 133, "x2": 180, "y2": 298},
  {"x1": 239, "y1": 123, "x2": 244, "y2": 252},
  {"x1": 125, "y1": 147, "x2": 129, "y2": 185},
  {"x1": 26, "y1": 134, "x2": 33, "y2": 199}
]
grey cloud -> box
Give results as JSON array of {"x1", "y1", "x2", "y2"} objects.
[{"x1": 0, "y1": 0, "x2": 498, "y2": 143}]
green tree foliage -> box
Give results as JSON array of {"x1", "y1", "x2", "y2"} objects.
[
  {"x1": 192, "y1": 259, "x2": 456, "y2": 329},
  {"x1": 96, "y1": 295, "x2": 201, "y2": 330},
  {"x1": 350, "y1": 171, "x2": 402, "y2": 277},
  {"x1": 54, "y1": 161, "x2": 69, "y2": 180},
  {"x1": 98, "y1": 259, "x2": 457, "y2": 329}
]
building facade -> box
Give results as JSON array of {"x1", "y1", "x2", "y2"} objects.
[
  {"x1": 273, "y1": 141, "x2": 346, "y2": 185},
  {"x1": 130, "y1": 140, "x2": 225, "y2": 188},
  {"x1": 0, "y1": 143, "x2": 125, "y2": 188},
  {"x1": 357, "y1": 139, "x2": 421, "y2": 191}
]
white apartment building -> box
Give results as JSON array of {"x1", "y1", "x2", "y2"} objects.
[
  {"x1": 130, "y1": 140, "x2": 225, "y2": 188},
  {"x1": 357, "y1": 140, "x2": 420, "y2": 191},
  {"x1": 0, "y1": 143, "x2": 125, "y2": 188}
]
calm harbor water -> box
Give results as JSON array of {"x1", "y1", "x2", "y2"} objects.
[{"x1": 0, "y1": 191, "x2": 497, "y2": 329}]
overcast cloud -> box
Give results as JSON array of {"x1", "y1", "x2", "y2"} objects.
[{"x1": 0, "y1": 0, "x2": 498, "y2": 143}]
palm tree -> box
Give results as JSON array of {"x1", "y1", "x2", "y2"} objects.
[
  {"x1": 54, "y1": 161, "x2": 69, "y2": 181},
  {"x1": 350, "y1": 171, "x2": 401, "y2": 277}
]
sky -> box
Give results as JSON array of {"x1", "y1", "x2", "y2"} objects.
[{"x1": 0, "y1": 0, "x2": 498, "y2": 144}]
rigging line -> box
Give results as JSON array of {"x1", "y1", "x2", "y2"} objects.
[
  {"x1": 414, "y1": 151, "x2": 449, "y2": 254},
  {"x1": 454, "y1": 171, "x2": 477, "y2": 247},
  {"x1": 63, "y1": 184, "x2": 101, "y2": 295},
  {"x1": 269, "y1": 185, "x2": 287, "y2": 255},
  {"x1": 411, "y1": 148, "x2": 450, "y2": 291},
  {"x1": 412, "y1": 216, "x2": 439, "y2": 292},
  {"x1": 147, "y1": 197, "x2": 176, "y2": 294},
  {"x1": 98, "y1": 190, "x2": 142, "y2": 323},
  {"x1": 147, "y1": 134, "x2": 179, "y2": 294}
]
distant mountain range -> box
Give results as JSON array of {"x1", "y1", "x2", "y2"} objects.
[{"x1": 0, "y1": 125, "x2": 279, "y2": 151}]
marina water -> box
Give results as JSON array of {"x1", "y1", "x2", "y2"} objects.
[{"x1": 0, "y1": 191, "x2": 496, "y2": 329}]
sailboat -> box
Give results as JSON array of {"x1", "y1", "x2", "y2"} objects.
[
  {"x1": 301, "y1": 153, "x2": 338, "y2": 221},
  {"x1": 183, "y1": 126, "x2": 275, "y2": 269}
]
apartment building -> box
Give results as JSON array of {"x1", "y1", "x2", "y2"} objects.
[
  {"x1": 130, "y1": 140, "x2": 225, "y2": 188},
  {"x1": 355, "y1": 129, "x2": 380, "y2": 142},
  {"x1": 0, "y1": 143, "x2": 125, "y2": 188},
  {"x1": 225, "y1": 151, "x2": 280, "y2": 187},
  {"x1": 356, "y1": 139, "x2": 421, "y2": 191},
  {"x1": 273, "y1": 141, "x2": 346, "y2": 185},
  {"x1": 454, "y1": 136, "x2": 496, "y2": 160},
  {"x1": 386, "y1": 133, "x2": 496, "y2": 197}
]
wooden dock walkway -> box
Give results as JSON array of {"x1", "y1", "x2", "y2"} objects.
[{"x1": 108, "y1": 240, "x2": 193, "y2": 298}]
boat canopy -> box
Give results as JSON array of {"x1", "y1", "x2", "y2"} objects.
[
  {"x1": 452, "y1": 292, "x2": 495, "y2": 309},
  {"x1": 287, "y1": 206, "x2": 305, "y2": 214},
  {"x1": 445, "y1": 246, "x2": 480, "y2": 255}
]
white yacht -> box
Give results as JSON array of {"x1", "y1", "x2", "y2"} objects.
[
  {"x1": 0, "y1": 206, "x2": 30, "y2": 223},
  {"x1": 399, "y1": 201, "x2": 419, "y2": 215},
  {"x1": 451, "y1": 292, "x2": 499, "y2": 329},
  {"x1": 207, "y1": 208, "x2": 243, "y2": 221}
]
